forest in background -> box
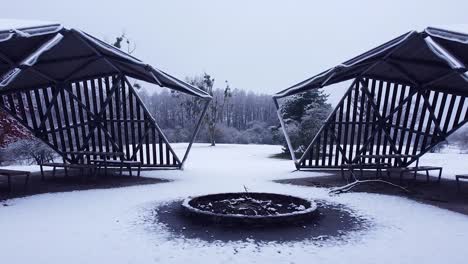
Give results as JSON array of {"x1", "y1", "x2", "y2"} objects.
[
  {"x1": 137, "y1": 72, "x2": 338, "y2": 152},
  {"x1": 138, "y1": 73, "x2": 279, "y2": 145}
]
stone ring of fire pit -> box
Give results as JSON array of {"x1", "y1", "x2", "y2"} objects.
[{"x1": 181, "y1": 192, "x2": 318, "y2": 226}]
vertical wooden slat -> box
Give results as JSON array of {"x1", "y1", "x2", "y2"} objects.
[
  {"x1": 7, "y1": 94, "x2": 16, "y2": 115},
  {"x1": 152, "y1": 127, "x2": 157, "y2": 165},
  {"x1": 349, "y1": 81, "x2": 359, "y2": 161},
  {"x1": 68, "y1": 83, "x2": 81, "y2": 151},
  {"x1": 306, "y1": 144, "x2": 312, "y2": 166},
  {"x1": 321, "y1": 122, "x2": 328, "y2": 166},
  {"x1": 91, "y1": 78, "x2": 103, "y2": 154},
  {"x1": 412, "y1": 91, "x2": 429, "y2": 155},
  {"x1": 392, "y1": 85, "x2": 406, "y2": 160},
  {"x1": 314, "y1": 134, "x2": 322, "y2": 166},
  {"x1": 442, "y1": 94, "x2": 457, "y2": 133},
  {"x1": 342, "y1": 89, "x2": 352, "y2": 163},
  {"x1": 165, "y1": 138, "x2": 171, "y2": 165},
  {"x1": 83, "y1": 79, "x2": 96, "y2": 156},
  {"x1": 328, "y1": 122, "x2": 334, "y2": 166},
  {"x1": 99, "y1": 77, "x2": 109, "y2": 152},
  {"x1": 128, "y1": 89, "x2": 137, "y2": 160},
  {"x1": 386, "y1": 83, "x2": 399, "y2": 165},
  {"x1": 355, "y1": 81, "x2": 365, "y2": 161},
  {"x1": 421, "y1": 91, "x2": 439, "y2": 150},
  {"x1": 114, "y1": 77, "x2": 123, "y2": 159},
  {"x1": 307, "y1": 132, "x2": 313, "y2": 166},
  {"x1": 145, "y1": 118, "x2": 151, "y2": 165},
  {"x1": 158, "y1": 134, "x2": 164, "y2": 165},
  {"x1": 59, "y1": 88, "x2": 74, "y2": 152},
  {"x1": 380, "y1": 81, "x2": 392, "y2": 162},
  {"x1": 106, "y1": 77, "x2": 117, "y2": 156},
  {"x1": 367, "y1": 79, "x2": 378, "y2": 163},
  {"x1": 25, "y1": 91, "x2": 38, "y2": 130},
  {"x1": 453, "y1": 96, "x2": 465, "y2": 127},
  {"x1": 75, "y1": 82, "x2": 87, "y2": 151},
  {"x1": 16, "y1": 92, "x2": 27, "y2": 123},
  {"x1": 34, "y1": 88, "x2": 47, "y2": 141},
  {"x1": 361, "y1": 80, "x2": 372, "y2": 162},
  {"x1": 53, "y1": 86, "x2": 67, "y2": 153},
  {"x1": 337, "y1": 100, "x2": 344, "y2": 164},
  {"x1": 374, "y1": 80, "x2": 385, "y2": 158},
  {"x1": 42, "y1": 87, "x2": 58, "y2": 148},
  {"x1": 405, "y1": 91, "x2": 422, "y2": 155},
  {"x1": 137, "y1": 105, "x2": 144, "y2": 163},
  {"x1": 398, "y1": 88, "x2": 413, "y2": 157},
  {"x1": 436, "y1": 92, "x2": 448, "y2": 131},
  {"x1": 82, "y1": 80, "x2": 94, "y2": 153},
  {"x1": 122, "y1": 79, "x2": 130, "y2": 159}
]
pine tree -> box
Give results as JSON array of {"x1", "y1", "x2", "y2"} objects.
[
  {"x1": 280, "y1": 89, "x2": 329, "y2": 122},
  {"x1": 279, "y1": 89, "x2": 332, "y2": 153}
]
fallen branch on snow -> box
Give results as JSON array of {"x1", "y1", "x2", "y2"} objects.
[{"x1": 329, "y1": 179, "x2": 411, "y2": 195}]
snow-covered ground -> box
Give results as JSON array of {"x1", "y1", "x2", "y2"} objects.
[{"x1": 0, "y1": 144, "x2": 468, "y2": 264}]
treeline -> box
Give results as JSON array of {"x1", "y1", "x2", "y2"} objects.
[{"x1": 138, "y1": 74, "x2": 279, "y2": 145}]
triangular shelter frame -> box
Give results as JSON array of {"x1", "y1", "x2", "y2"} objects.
[
  {"x1": 273, "y1": 28, "x2": 468, "y2": 169},
  {"x1": 0, "y1": 24, "x2": 211, "y2": 169}
]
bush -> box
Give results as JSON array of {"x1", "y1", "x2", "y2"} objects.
[{"x1": 2, "y1": 138, "x2": 56, "y2": 165}]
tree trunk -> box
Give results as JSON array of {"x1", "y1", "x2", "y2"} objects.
[{"x1": 209, "y1": 125, "x2": 216, "y2": 146}]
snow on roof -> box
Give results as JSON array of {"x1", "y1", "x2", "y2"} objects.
[
  {"x1": 276, "y1": 25, "x2": 468, "y2": 98},
  {"x1": 0, "y1": 20, "x2": 210, "y2": 98},
  {"x1": 0, "y1": 19, "x2": 60, "y2": 32},
  {"x1": 427, "y1": 24, "x2": 468, "y2": 36}
]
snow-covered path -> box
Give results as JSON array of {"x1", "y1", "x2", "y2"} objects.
[{"x1": 0, "y1": 144, "x2": 467, "y2": 264}]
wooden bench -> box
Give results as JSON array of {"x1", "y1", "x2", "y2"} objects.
[
  {"x1": 0, "y1": 169, "x2": 30, "y2": 192},
  {"x1": 40, "y1": 162, "x2": 97, "y2": 180},
  {"x1": 90, "y1": 159, "x2": 141, "y2": 177},
  {"x1": 341, "y1": 162, "x2": 391, "y2": 180},
  {"x1": 341, "y1": 154, "x2": 399, "y2": 180},
  {"x1": 456, "y1": 174, "x2": 468, "y2": 193},
  {"x1": 67, "y1": 151, "x2": 141, "y2": 177},
  {"x1": 384, "y1": 155, "x2": 442, "y2": 184},
  {"x1": 387, "y1": 166, "x2": 442, "y2": 184}
]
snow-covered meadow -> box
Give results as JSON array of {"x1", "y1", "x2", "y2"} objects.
[{"x1": 1, "y1": 144, "x2": 468, "y2": 264}]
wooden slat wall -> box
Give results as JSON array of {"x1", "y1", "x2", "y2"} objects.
[
  {"x1": 297, "y1": 77, "x2": 468, "y2": 168},
  {"x1": 0, "y1": 74, "x2": 181, "y2": 168}
]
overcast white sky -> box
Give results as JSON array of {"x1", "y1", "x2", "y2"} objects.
[{"x1": 3, "y1": 0, "x2": 468, "y2": 103}]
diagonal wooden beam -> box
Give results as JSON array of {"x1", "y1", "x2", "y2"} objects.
[
  {"x1": 420, "y1": 91, "x2": 445, "y2": 138},
  {"x1": 37, "y1": 86, "x2": 61, "y2": 134},
  {"x1": 181, "y1": 97, "x2": 211, "y2": 167},
  {"x1": 273, "y1": 97, "x2": 297, "y2": 163},
  {"x1": 297, "y1": 79, "x2": 358, "y2": 166},
  {"x1": 130, "y1": 120, "x2": 152, "y2": 160},
  {"x1": 356, "y1": 79, "x2": 404, "y2": 165},
  {"x1": 327, "y1": 125, "x2": 351, "y2": 164},
  {"x1": 61, "y1": 83, "x2": 122, "y2": 154},
  {"x1": 123, "y1": 77, "x2": 182, "y2": 165},
  {"x1": 73, "y1": 76, "x2": 122, "y2": 154}
]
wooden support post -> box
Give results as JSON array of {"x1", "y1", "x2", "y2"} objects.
[{"x1": 181, "y1": 98, "x2": 211, "y2": 167}]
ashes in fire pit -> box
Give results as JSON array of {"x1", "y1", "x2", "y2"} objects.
[{"x1": 182, "y1": 192, "x2": 318, "y2": 226}]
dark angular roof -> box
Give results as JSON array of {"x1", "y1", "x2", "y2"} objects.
[
  {"x1": 0, "y1": 21, "x2": 211, "y2": 98},
  {"x1": 275, "y1": 26, "x2": 468, "y2": 98}
]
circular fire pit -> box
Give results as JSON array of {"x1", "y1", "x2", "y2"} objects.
[{"x1": 181, "y1": 192, "x2": 318, "y2": 226}]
